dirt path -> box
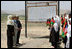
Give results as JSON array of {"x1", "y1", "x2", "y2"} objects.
[{"x1": 1, "y1": 20, "x2": 64, "y2": 48}]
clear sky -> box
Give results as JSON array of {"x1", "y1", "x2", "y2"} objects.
[
  {"x1": 1, "y1": 1, "x2": 25, "y2": 12},
  {"x1": 1, "y1": 1, "x2": 71, "y2": 12},
  {"x1": 60, "y1": 1, "x2": 71, "y2": 10}
]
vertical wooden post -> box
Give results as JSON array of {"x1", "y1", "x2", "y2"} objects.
[
  {"x1": 25, "y1": 1, "x2": 28, "y2": 38},
  {"x1": 58, "y1": 1, "x2": 60, "y2": 16}
]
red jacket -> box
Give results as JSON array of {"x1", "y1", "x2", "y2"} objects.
[
  {"x1": 46, "y1": 21, "x2": 51, "y2": 24},
  {"x1": 51, "y1": 19, "x2": 55, "y2": 23}
]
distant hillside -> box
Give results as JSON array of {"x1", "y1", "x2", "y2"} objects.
[
  {"x1": 1, "y1": 10, "x2": 8, "y2": 14},
  {"x1": 1, "y1": 10, "x2": 25, "y2": 16},
  {"x1": 11, "y1": 10, "x2": 25, "y2": 15},
  {"x1": 1, "y1": 9, "x2": 71, "y2": 16}
]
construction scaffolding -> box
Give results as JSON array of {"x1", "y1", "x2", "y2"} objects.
[
  {"x1": 25, "y1": 1, "x2": 60, "y2": 38},
  {"x1": 26, "y1": 1, "x2": 59, "y2": 22}
]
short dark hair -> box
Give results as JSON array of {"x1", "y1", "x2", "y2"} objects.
[{"x1": 47, "y1": 19, "x2": 49, "y2": 22}]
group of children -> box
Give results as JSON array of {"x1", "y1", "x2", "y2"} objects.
[
  {"x1": 46, "y1": 13, "x2": 71, "y2": 48},
  {"x1": 60, "y1": 13, "x2": 71, "y2": 48},
  {"x1": 7, "y1": 15, "x2": 22, "y2": 48}
]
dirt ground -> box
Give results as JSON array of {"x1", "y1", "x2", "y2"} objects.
[{"x1": 1, "y1": 20, "x2": 64, "y2": 48}]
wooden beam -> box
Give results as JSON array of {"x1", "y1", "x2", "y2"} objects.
[
  {"x1": 26, "y1": 5, "x2": 57, "y2": 8},
  {"x1": 26, "y1": 1, "x2": 57, "y2": 4},
  {"x1": 27, "y1": 1, "x2": 58, "y2": 22},
  {"x1": 58, "y1": 1, "x2": 60, "y2": 16}
]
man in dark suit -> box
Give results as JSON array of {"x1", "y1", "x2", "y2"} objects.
[{"x1": 15, "y1": 15, "x2": 22, "y2": 46}]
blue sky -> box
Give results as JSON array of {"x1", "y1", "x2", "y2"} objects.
[{"x1": 1, "y1": 1, "x2": 71, "y2": 12}]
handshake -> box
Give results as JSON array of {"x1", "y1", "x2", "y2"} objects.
[{"x1": 18, "y1": 27, "x2": 22, "y2": 30}]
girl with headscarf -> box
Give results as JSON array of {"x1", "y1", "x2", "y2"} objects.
[
  {"x1": 49, "y1": 16, "x2": 59, "y2": 48},
  {"x1": 51, "y1": 17, "x2": 55, "y2": 25},
  {"x1": 62, "y1": 14, "x2": 70, "y2": 48},
  {"x1": 66, "y1": 15, "x2": 71, "y2": 48},
  {"x1": 7, "y1": 15, "x2": 14, "y2": 48},
  {"x1": 46, "y1": 18, "x2": 51, "y2": 29}
]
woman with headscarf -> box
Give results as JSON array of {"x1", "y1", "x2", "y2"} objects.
[
  {"x1": 49, "y1": 16, "x2": 59, "y2": 48},
  {"x1": 54, "y1": 15, "x2": 60, "y2": 43},
  {"x1": 7, "y1": 15, "x2": 15, "y2": 48}
]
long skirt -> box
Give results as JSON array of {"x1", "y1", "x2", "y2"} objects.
[
  {"x1": 7, "y1": 25, "x2": 14, "y2": 48},
  {"x1": 66, "y1": 37, "x2": 71, "y2": 48},
  {"x1": 7, "y1": 30, "x2": 13, "y2": 48},
  {"x1": 63, "y1": 36, "x2": 67, "y2": 48},
  {"x1": 49, "y1": 27, "x2": 58, "y2": 48}
]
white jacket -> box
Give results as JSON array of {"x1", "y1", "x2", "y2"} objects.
[
  {"x1": 53, "y1": 23, "x2": 58, "y2": 32},
  {"x1": 66, "y1": 24, "x2": 71, "y2": 48}
]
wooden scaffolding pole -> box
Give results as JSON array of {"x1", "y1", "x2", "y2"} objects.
[
  {"x1": 25, "y1": 1, "x2": 28, "y2": 38},
  {"x1": 58, "y1": 1, "x2": 60, "y2": 16}
]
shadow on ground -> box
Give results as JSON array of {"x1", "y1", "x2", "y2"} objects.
[
  {"x1": 31, "y1": 36, "x2": 50, "y2": 39},
  {"x1": 15, "y1": 43, "x2": 26, "y2": 48}
]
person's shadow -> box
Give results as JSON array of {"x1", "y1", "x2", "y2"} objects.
[
  {"x1": 15, "y1": 43, "x2": 26, "y2": 48},
  {"x1": 31, "y1": 35, "x2": 50, "y2": 39}
]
